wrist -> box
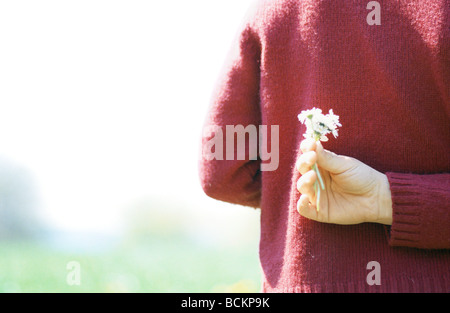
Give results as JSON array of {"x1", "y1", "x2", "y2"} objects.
[{"x1": 375, "y1": 173, "x2": 393, "y2": 225}]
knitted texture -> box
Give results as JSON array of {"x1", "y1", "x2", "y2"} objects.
[{"x1": 199, "y1": 0, "x2": 450, "y2": 292}]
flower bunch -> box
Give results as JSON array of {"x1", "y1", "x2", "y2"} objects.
[
  {"x1": 298, "y1": 108, "x2": 342, "y2": 211},
  {"x1": 298, "y1": 108, "x2": 341, "y2": 142}
]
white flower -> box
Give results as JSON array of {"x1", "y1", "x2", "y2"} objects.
[
  {"x1": 298, "y1": 107, "x2": 341, "y2": 142},
  {"x1": 298, "y1": 108, "x2": 323, "y2": 124}
]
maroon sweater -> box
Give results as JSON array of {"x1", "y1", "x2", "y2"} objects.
[{"x1": 199, "y1": 0, "x2": 450, "y2": 292}]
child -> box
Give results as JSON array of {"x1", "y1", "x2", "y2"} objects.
[{"x1": 199, "y1": 0, "x2": 449, "y2": 292}]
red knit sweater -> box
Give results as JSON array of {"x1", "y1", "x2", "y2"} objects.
[{"x1": 199, "y1": 0, "x2": 450, "y2": 292}]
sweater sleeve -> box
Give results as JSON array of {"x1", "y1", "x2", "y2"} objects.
[
  {"x1": 385, "y1": 172, "x2": 450, "y2": 249},
  {"x1": 198, "y1": 14, "x2": 263, "y2": 208}
]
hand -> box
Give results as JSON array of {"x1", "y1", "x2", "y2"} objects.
[{"x1": 296, "y1": 139, "x2": 393, "y2": 225}]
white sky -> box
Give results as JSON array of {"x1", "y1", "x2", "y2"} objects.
[{"x1": 0, "y1": 0, "x2": 258, "y2": 235}]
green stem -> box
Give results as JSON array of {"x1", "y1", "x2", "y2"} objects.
[
  {"x1": 312, "y1": 163, "x2": 325, "y2": 190},
  {"x1": 314, "y1": 181, "x2": 321, "y2": 212}
]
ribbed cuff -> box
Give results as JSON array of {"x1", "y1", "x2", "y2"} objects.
[{"x1": 385, "y1": 173, "x2": 422, "y2": 247}]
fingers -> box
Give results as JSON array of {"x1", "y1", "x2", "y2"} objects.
[
  {"x1": 296, "y1": 139, "x2": 318, "y2": 203},
  {"x1": 296, "y1": 151, "x2": 317, "y2": 175},
  {"x1": 315, "y1": 141, "x2": 353, "y2": 174},
  {"x1": 300, "y1": 139, "x2": 316, "y2": 153},
  {"x1": 297, "y1": 139, "x2": 318, "y2": 175},
  {"x1": 296, "y1": 170, "x2": 317, "y2": 200},
  {"x1": 297, "y1": 194, "x2": 318, "y2": 220},
  {"x1": 297, "y1": 140, "x2": 323, "y2": 221},
  {"x1": 300, "y1": 139, "x2": 351, "y2": 175}
]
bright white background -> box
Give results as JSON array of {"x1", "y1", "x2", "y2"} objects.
[{"x1": 0, "y1": 0, "x2": 259, "y2": 242}]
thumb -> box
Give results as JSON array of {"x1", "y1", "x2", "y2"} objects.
[{"x1": 316, "y1": 142, "x2": 353, "y2": 174}]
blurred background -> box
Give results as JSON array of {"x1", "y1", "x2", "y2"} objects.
[{"x1": 0, "y1": 0, "x2": 261, "y2": 292}]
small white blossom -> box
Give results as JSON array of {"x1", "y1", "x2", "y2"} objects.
[
  {"x1": 298, "y1": 107, "x2": 342, "y2": 142},
  {"x1": 298, "y1": 108, "x2": 323, "y2": 124}
]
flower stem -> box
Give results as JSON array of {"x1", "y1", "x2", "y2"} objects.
[
  {"x1": 312, "y1": 163, "x2": 325, "y2": 190},
  {"x1": 312, "y1": 163, "x2": 323, "y2": 212}
]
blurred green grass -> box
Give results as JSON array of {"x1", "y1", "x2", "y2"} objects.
[
  {"x1": 0, "y1": 196, "x2": 262, "y2": 293},
  {"x1": 0, "y1": 237, "x2": 261, "y2": 293}
]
